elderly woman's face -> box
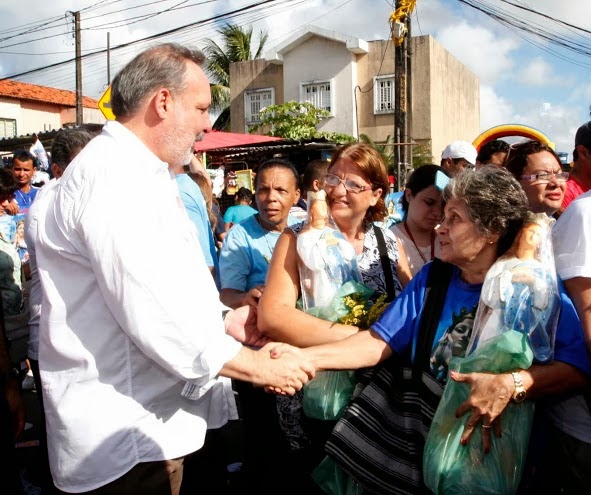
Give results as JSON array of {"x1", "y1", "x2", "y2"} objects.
[
  {"x1": 518, "y1": 151, "x2": 565, "y2": 216},
  {"x1": 437, "y1": 199, "x2": 492, "y2": 268}
]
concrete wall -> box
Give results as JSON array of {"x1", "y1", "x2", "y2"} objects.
[
  {"x1": 282, "y1": 35, "x2": 357, "y2": 136},
  {"x1": 424, "y1": 36, "x2": 480, "y2": 162},
  {"x1": 356, "y1": 40, "x2": 396, "y2": 142},
  {"x1": 229, "y1": 59, "x2": 283, "y2": 133},
  {"x1": 61, "y1": 107, "x2": 105, "y2": 126}
]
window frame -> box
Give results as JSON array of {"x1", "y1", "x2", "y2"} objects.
[
  {"x1": 244, "y1": 87, "x2": 275, "y2": 129},
  {"x1": 299, "y1": 79, "x2": 334, "y2": 116},
  {"x1": 373, "y1": 74, "x2": 395, "y2": 115},
  {"x1": 0, "y1": 118, "x2": 17, "y2": 138}
]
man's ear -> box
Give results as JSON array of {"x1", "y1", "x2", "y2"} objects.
[
  {"x1": 154, "y1": 88, "x2": 173, "y2": 119},
  {"x1": 51, "y1": 163, "x2": 62, "y2": 179},
  {"x1": 293, "y1": 188, "x2": 301, "y2": 205}
]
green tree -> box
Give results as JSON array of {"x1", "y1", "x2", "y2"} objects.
[
  {"x1": 203, "y1": 23, "x2": 269, "y2": 130},
  {"x1": 249, "y1": 101, "x2": 355, "y2": 143}
]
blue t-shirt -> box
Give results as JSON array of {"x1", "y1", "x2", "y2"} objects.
[
  {"x1": 372, "y1": 262, "x2": 591, "y2": 384},
  {"x1": 176, "y1": 174, "x2": 220, "y2": 288},
  {"x1": 219, "y1": 214, "x2": 298, "y2": 292},
  {"x1": 223, "y1": 204, "x2": 257, "y2": 226}
]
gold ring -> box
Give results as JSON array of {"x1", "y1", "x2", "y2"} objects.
[{"x1": 481, "y1": 425, "x2": 492, "y2": 430}]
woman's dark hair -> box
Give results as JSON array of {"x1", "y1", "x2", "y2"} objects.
[
  {"x1": 443, "y1": 166, "x2": 528, "y2": 257},
  {"x1": 476, "y1": 139, "x2": 510, "y2": 164},
  {"x1": 254, "y1": 158, "x2": 300, "y2": 190},
  {"x1": 329, "y1": 143, "x2": 390, "y2": 222},
  {"x1": 0, "y1": 168, "x2": 17, "y2": 198},
  {"x1": 504, "y1": 140, "x2": 562, "y2": 179},
  {"x1": 401, "y1": 164, "x2": 449, "y2": 213}
]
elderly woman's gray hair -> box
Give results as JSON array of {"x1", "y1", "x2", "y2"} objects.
[{"x1": 443, "y1": 166, "x2": 528, "y2": 256}]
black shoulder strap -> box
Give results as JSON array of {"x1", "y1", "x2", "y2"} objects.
[
  {"x1": 412, "y1": 258, "x2": 454, "y2": 380},
  {"x1": 373, "y1": 225, "x2": 396, "y2": 302}
]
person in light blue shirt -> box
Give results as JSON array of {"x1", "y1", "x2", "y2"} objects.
[
  {"x1": 223, "y1": 187, "x2": 257, "y2": 231},
  {"x1": 219, "y1": 159, "x2": 300, "y2": 309}
]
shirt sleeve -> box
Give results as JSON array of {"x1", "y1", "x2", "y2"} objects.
[
  {"x1": 223, "y1": 207, "x2": 234, "y2": 224},
  {"x1": 553, "y1": 198, "x2": 591, "y2": 280},
  {"x1": 371, "y1": 264, "x2": 429, "y2": 356},
  {"x1": 219, "y1": 225, "x2": 251, "y2": 291},
  {"x1": 553, "y1": 279, "x2": 591, "y2": 376}
]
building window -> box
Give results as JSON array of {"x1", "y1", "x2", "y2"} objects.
[
  {"x1": 374, "y1": 75, "x2": 395, "y2": 114},
  {"x1": 245, "y1": 88, "x2": 274, "y2": 126},
  {"x1": 0, "y1": 118, "x2": 17, "y2": 138},
  {"x1": 301, "y1": 80, "x2": 333, "y2": 114}
]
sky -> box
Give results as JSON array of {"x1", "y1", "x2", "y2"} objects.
[{"x1": 0, "y1": 0, "x2": 590, "y2": 155}]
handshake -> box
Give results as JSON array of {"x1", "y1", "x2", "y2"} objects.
[{"x1": 224, "y1": 305, "x2": 316, "y2": 396}]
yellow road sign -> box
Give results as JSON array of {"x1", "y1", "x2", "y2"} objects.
[{"x1": 98, "y1": 86, "x2": 115, "y2": 120}]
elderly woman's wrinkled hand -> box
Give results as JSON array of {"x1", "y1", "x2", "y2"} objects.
[{"x1": 451, "y1": 370, "x2": 514, "y2": 454}]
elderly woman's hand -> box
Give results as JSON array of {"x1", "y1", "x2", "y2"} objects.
[{"x1": 450, "y1": 370, "x2": 514, "y2": 454}]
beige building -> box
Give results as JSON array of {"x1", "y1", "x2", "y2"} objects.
[
  {"x1": 0, "y1": 80, "x2": 105, "y2": 139},
  {"x1": 229, "y1": 26, "x2": 479, "y2": 163}
]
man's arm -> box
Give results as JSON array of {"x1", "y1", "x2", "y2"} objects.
[{"x1": 564, "y1": 277, "x2": 591, "y2": 359}]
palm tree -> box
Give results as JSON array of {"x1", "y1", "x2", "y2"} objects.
[{"x1": 203, "y1": 24, "x2": 269, "y2": 130}]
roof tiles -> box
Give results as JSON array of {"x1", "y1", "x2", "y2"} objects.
[{"x1": 0, "y1": 80, "x2": 98, "y2": 109}]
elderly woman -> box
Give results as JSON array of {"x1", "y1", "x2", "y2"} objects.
[
  {"x1": 504, "y1": 140, "x2": 568, "y2": 217},
  {"x1": 390, "y1": 164, "x2": 450, "y2": 276},
  {"x1": 271, "y1": 167, "x2": 590, "y2": 494}
]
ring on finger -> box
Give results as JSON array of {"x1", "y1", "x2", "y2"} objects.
[{"x1": 481, "y1": 425, "x2": 492, "y2": 430}]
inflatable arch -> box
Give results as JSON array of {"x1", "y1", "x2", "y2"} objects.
[{"x1": 472, "y1": 124, "x2": 554, "y2": 151}]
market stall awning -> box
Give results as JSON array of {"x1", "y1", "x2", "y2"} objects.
[{"x1": 194, "y1": 130, "x2": 283, "y2": 152}]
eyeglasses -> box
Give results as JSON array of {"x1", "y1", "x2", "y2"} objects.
[
  {"x1": 520, "y1": 171, "x2": 569, "y2": 183},
  {"x1": 324, "y1": 173, "x2": 371, "y2": 193}
]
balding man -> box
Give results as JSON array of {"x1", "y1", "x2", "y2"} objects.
[{"x1": 33, "y1": 44, "x2": 313, "y2": 495}]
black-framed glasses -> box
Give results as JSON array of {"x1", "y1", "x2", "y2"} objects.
[
  {"x1": 520, "y1": 171, "x2": 569, "y2": 183},
  {"x1": 324, "y1": 173, "x2": 371, "y2": 193}
]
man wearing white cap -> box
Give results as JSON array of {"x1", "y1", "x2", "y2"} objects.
[{"x1": 440, "y1": 140, "x2": 478, "y2": 177}]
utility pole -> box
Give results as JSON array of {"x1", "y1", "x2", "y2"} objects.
[
  {"x1": 107, "y1": 32, "x2": 111, "y2": 84},
  {"x1": 74, "y1": 11, "x2": 83, "y2": 125},
  {"x1": 390, "y1": 0, "x2": 416, "y2": 191}
]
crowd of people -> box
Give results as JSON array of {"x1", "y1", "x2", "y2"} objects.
[{"x1": 1, "y1": 41, "x2": 591, "y2": 495}]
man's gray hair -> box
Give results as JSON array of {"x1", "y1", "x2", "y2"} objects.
[
  {"x1": 111, "y1": 43, "x2": 206, "y2": 119},
  {"x1": 443, "y1": 165, "x2": 528, "y2": 257}
]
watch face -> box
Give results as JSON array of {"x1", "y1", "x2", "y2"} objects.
[{"x1": 514, "y1": 391, "x2": 527, "y2": 403}]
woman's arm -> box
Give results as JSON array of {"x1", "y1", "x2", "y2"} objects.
[
  {"x1": 257, "y1": 230, "x2": 359, "y2": 347},
  {"x1": 396, "y1": 238, "x2": 412, "y2": 287}
]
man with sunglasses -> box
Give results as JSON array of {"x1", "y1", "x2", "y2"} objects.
[{"x1": 559, "y1": 121, "x2": 591, "y2": 215}]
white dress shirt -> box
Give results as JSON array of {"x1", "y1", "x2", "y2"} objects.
[{"x1": 35, "y1": 121, "x2": 242, "y2": 493}]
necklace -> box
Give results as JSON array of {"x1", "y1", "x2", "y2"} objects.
[{"x1": 403, "y1": 221, "x2": 434, "y2": 264}]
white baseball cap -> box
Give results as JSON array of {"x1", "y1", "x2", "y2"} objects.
[{"x1": 441, "y1": 140, "x2": 478, "y2": 166}]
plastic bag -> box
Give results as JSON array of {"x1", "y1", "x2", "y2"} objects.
[
  {"x1": 423, "y1": 330, "x2": 535, "y2": 495},
  {"x1": 312, "y1": 456, "x2": 364, "y2": 495},
  {"x1": 302, "y1": 370, "x2": 356, "y2": 421}
]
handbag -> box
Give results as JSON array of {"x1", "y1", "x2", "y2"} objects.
[{"x1": 324, "y1": 259, "x2": 454, "y2": 495}]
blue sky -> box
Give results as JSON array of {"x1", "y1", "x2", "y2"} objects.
[{"x1": 0, "y1": 0, "x2": 589, "y2": 154}]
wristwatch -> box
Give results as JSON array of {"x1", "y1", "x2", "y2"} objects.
[{"x1": 511, "y1": 371, "x2": 526, "y2": 403}]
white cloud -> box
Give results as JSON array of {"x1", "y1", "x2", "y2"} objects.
[
  {"x1": 517, "y1": 57, "x2": 563, "y2": 86},
  {"x1": 436, "y1": 21, "x2": 519, "y2": 85},
  {"x1": 479, "y1": 85, "x2": 514, "y2": 132}
]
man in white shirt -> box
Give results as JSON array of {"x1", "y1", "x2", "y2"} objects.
[
  {"x1": 551, "y1": 189, "x2": 591, "y2": 492},
  {"x1": 34, "y1": 43, "x2": 313, "y2": 495}
]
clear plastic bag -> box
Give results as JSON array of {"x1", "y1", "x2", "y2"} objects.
[{"x1": 302, "y1": 370, "x2": 356, "y2": 420}]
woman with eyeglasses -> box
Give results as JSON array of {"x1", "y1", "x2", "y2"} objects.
[
  {"x1": 504, "y1": 140, "x2": 568, "y2": 217},
  {"x1": 251, "y1": 143, "x2": 411, "y2": 492}
]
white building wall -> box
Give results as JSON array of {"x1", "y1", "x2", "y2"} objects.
[
  {"x1": 0, "y1": 98, "x2": 23, "y2": 135},
  {"x1": 283, "y1": 36, "x2": 357, "y2": 137},
  {"x1": 21, "y1": 103, "x2": 61, "y2": 134}
]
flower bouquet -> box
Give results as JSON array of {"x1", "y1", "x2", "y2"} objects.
[{"x1": 424, "y1": 213, "x2": 560, "y2": 495}]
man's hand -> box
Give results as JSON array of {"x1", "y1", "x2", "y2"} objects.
[
  {"x1": 224, "y1": 305, "x2": 269, "y2": 347},
  {"x1": 4, "y1": 200, "x2": 18, "y2": 216},
  {"x1": 451, "y1": 370, "x2": 513, "y2": 454},
  {"x1": 253, "y1": 342, "x2": 315, "y2": 396},
  {"x1": 242, "y1": 285, "x2": 264, "y2": 308}
]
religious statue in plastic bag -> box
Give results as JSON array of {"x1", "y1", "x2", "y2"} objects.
[
  {"x1": 297, "y1": 190, "x2": 363, "y2": 310},
  {"x1": 296, "y1": 190, "x2": 362, "y2": 421},
  {"x1": 424, "y1": 212, "x2": 561, "y2": 495}
]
